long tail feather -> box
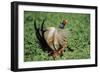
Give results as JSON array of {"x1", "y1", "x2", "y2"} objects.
[
  {"x1": 34, "y1": 20, "x2": 43, "y2": 44},
  {"x1": 34, "y1": 19, "x2": 52, "y2": 52},
  {"x1": 41, "y1": 18, "x2": 46, "y2": 37}
]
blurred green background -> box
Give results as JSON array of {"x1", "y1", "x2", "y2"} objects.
[{"x1": 24, "y1": 11, "x2": 90, "y2": 62}]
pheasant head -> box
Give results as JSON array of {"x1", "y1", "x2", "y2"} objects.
[{"x1": 59, "y1": 19, "x2": 68, "y2": 29}]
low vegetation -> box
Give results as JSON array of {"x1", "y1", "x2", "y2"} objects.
[{"x1": 24, "y1": 11, "x2": 90, "y2": 61}]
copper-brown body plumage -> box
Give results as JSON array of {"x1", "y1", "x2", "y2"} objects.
[{"x1": 34, "y1": 19, "x2": 68, "y2": 59}]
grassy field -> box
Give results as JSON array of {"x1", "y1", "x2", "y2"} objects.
[{"x1": 24, "y1": 11, "x2": 90, "y2": 62}]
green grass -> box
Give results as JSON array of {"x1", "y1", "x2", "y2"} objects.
[{"x1": 24, "y1": 11, "x2": 90, "y2": 62}]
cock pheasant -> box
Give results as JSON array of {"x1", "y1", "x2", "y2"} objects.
[{"x1": 34, "y1": 19, "x2": 68, "y2": 59}]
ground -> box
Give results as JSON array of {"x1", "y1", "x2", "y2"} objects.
[{"x1": 24, "y1": 11, "x2": 90, "y2": 61}]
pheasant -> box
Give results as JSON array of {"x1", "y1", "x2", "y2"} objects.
[{"x1": 34, "y1": 19, "x2": 68, "y2": 59}]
